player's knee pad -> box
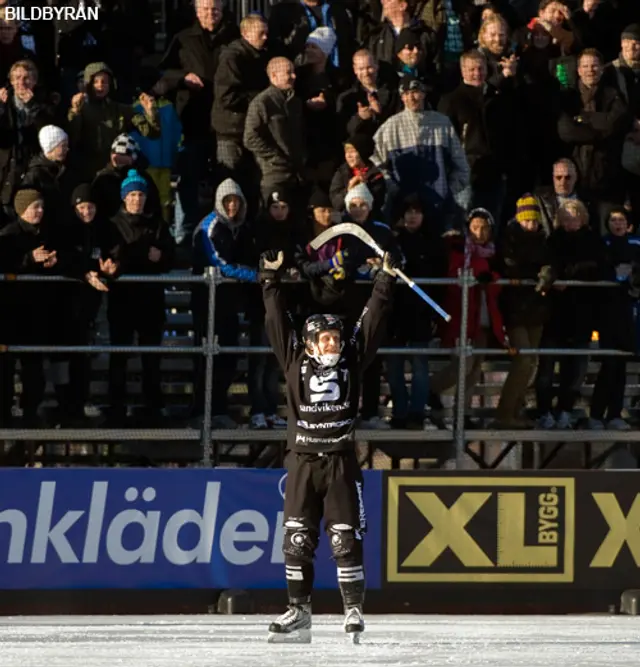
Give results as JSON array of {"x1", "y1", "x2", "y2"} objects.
[
  {"x1": 327, "y1": 523, "x2": 363, "y2": 564},
  {"x1": 282, "y1": 520, "x2": 318, "y2": 563}
]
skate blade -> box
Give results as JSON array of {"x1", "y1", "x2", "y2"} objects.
[
  {"x1": 267, "y1": 628, "x2": 311, "y2": 644},
  {"x1": 347, "y1": 631, "x2": 362, "y2": 645}
]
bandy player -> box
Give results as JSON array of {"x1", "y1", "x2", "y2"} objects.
[{"x1": 258, "y1": 248, "x2": 399, "y2": 643}]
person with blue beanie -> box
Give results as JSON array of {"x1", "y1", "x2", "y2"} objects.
[{"x1": 101, "y1": 168, "x2": 176, "y2": 425}]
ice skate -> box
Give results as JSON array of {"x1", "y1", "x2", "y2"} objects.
[
  {"x1": 343, "y1": 606, "x2": 364, "y2": 644},
  {"x1": 267, "y1": 604, "x2": 311, "y2": 644}
]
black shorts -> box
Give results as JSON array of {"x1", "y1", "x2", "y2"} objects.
[{"x1": 283, "y1": 449, "x2": 366, "y2": 536}]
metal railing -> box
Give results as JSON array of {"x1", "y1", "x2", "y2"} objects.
[{"x1": 0, "y1": 269, "x2": 634, "y2": 469}]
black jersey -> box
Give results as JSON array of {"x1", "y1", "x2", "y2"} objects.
[{"x1": 263, "y1": 272, "x2": 394, "y2": 453}]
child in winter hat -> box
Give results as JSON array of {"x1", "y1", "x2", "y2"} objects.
[
  {"x1": 344, "y1": 183, "x2": 374, "y2": 210},
  {"x1": 120, "y1": 170, "x2": 148, "y2": 199},
  {"x1": 515, "y1": 194, "x2": 542, "y2": 231},
  {"x1": 38, "y1": 125, "x2": 68, "y2": 156}
]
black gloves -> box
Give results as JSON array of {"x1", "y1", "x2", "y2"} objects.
[{"x1": 259, "y1": 250, "x2": 284, "y2": 284}]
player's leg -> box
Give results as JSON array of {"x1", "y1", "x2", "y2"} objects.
[
  {"x1": 324, "y1": 450, "x2": 366, "y2": 643},
  {"x1": 268, "y1": 453, "x2": 322, "y2": 644}
]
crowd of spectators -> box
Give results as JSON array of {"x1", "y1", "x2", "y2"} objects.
[{"x1": 1, "y1": 0, "x2": 640, "y2": 435}]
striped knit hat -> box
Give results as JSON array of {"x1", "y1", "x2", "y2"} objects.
[{"x1": 515, "y1": 194, "x2": 541, "y2": 224}]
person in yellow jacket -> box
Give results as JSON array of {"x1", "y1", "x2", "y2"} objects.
[{"x1": 67, "y1": 62, "x2": 160, "y2": 179}]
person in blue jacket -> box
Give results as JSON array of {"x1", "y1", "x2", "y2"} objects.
[{"x1": 192, "y1": 178, "x2": 258, "y2": 428}]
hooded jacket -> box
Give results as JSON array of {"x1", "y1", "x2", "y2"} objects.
[
  {"x1": 192, "y1": 178, "x2": 257, "y2": 282},
  {"x1": 67, "y1": 63, "x2": 160, "y2": 178}
]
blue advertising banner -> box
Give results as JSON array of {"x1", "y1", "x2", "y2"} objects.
[{"x1": 0, "y1": 469, "x2": 382, "y2": 590}]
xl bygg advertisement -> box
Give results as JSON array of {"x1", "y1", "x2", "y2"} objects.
[
  {"x1": 383, "y1": 471, "x2": 640, "y2": 589},
  {"x1": 0, "y1": 469, "x2": 383, "y2": 590}
]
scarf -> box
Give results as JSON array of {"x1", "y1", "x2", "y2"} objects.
[
  {"x1": 578, "y1": 81, "x2": 597, "y2": 112},
  {"x1": 464, "y1": 236, "x2": 495, "y2": 270}
]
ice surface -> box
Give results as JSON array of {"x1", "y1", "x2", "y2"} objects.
[{"x1": 0, "y1": 614, "x2": 639, "y2": 667}]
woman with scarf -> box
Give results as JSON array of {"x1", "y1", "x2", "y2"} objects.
[{"x1": 430, "y1": 208, "x2": 505, "y2": 426}]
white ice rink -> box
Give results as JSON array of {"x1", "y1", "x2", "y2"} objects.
[{"x1": 1, "y1": 614, "x2": 639, "y2": 667}]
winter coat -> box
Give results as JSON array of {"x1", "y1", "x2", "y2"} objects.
[
  {"x1": 130, "y1": 99, "x2": 183, "y2": 171},
  {"x1": 329, "y1": 161, "x2": 386, "y2": 214},
  {"x1": 440, "y1": 233, "x2": 505, "y2": 347},
  {"x1": 372, "y1": 108, "x2": 470, "y2": 209},
  {"x1": 211, "y1": 38, "x2": 270, "y2": 140},
  {"x1": 267, "y1": 0, "x2": 355, "y2": 84},
  {"x1": 243, "y1": 85, "x2": 306, "y2": 188},
  {"x1": 67, "y1": 65, "x2": 161, "y2": 177},
  {"x1": 0, "y1": 90, "x2": 55, "y2": 207},
  {"x1": 158, "y1": 19, "x2": 240, "y2": 140},
  {"x1": 438, "y1": 81, "x2": 521, "y2": 188},
  {"x1": 556, "y1": 83, "x2": 631, "y2": 199},
  {"x1": 545, "y1": 225, "x2": 605, "y2": 340},
  {"x1": 102, "y1": 207, "x2": 176, "y2": 322},
  {"x1": 602, "y1": 56, "x2": 640, "y2": 120},
  {"x1": 498, "y1": 220, "x2": 554, "y2": 328},
  {"x1": 366, "y1": 19, "x2": 438, "y2": 73},
  {"x1": 21, "y1": 154, "x2": 77, "y2": 226},
  {"x1": 92, "y1": 160, "x2": 162, "y2": 220},
  {"x1": 389, "y1": 225, "x2": 447, "y2": 343}
]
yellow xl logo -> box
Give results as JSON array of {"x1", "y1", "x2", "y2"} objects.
[
  {"x1": 590, "y1": 493, "x2": 640, "y2": 568},
  {"x1": 386, "y1": 477, "x2": 575, "y2": 583}
]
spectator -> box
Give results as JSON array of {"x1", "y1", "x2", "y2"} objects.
[
  {"x1": 267, "y1": 0, "x2": 354, "y2": 87},
  {"x1": 492, "y1": 195, "x2": 555, "y2": 429},
  {"x1": 0, "y1": 188, "x2": 62, "y2": 426},
  {"x1": 21, "y1": 125, "x2": 74, "y2": 226},
  {"x1": 431, "y1": 208, "x2": 505, "y2": 426},
  {"x1": 130, "y1": 72, "x2": 183, "y2": 223},
  {"x1": 0, "y1": 60, "x2": 55, "y2": 217},
  {"x1": 336, "y1": 49, "x2": 398, "y2": 139},
  {"x1": 372, "y1": 75, "x2": 470, "y2": 230},
  {"x1": 244, "y1": 57, "x2": 306, "y2": 207},
  {"x1": 93, "y1": 135, "x2": 162, "y2": 221},
  {"x1": 57, "y1": 183, "x2": 109, "y2": 424},
  {"x1": 393, "y1": 29, "x2": 436, "y2": 93},
  {"x1": 439, "y1": 49, "x2": 520, "y2": 224},
  {"x1": 158, "y1": 0, "x2": 240, "y2": 247},
  {"x1": 588, "y1": 206, "x2": 639, "y2": 430},
  {"x1": 212, "y1": 14, "x2": 270, "y2": 191},
  {"x1": 557, "y1": 48, "x2": 631, "y2": 234},
  {"x1": 477, "y1": 15, "x2": 519, "y2": 91},
  {"x1": 296, "y1": 27, "x2": 341, "y2": 190},
  {"x1": 534, "y1": 158, "x2": 582, "y2": 235},
  {"x1": 192, "y1": 178, "x2": 257, "y2": 429},
  {"x1": 415, "y1": 0, "x2": 475, "y2": 91},
  {"x1": 330, "y1": 134, "x2": 386, "y2": 215},
  {"x1": 534, "y1": 0, "x2": 576, "y2": 56},
  {"x1": 102, "y1": 170, "x2": 176, "y2": 424},
  {"x1": 386, "y1": 195, "x2": 446, "y2": 429},
  {"x1": 67, "y1": 62, "x2": 159, "y2": 179},
  {"x1": 367, "y1": 0, "x2": 438, "y2": 80},
  {"x1": 535, "y1": 199, "x2": 604, "y2": 429}
]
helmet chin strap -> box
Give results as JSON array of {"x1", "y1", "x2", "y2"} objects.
[{"x1": 309, "y1": 341, "x2": 343, "y2": 368}]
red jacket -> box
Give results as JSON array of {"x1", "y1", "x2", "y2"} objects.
[{"x1": 440, "y1": 235, "x2": 506, "y2": 347}]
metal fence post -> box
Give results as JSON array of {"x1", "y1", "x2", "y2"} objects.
[
  {"x1": 454, "y1": 269, "x2": 471, "y2": 469},
  {"x1": 200, "y1": 267, "x2": 217, "y2": 468}
]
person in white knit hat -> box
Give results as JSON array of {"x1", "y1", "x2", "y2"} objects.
[
  {"x1": 305, "y1": 26, "x2": 337, "y2": 59},
  {"x1": 38, "y1": 125, "x2": 69, "y2": 163}
]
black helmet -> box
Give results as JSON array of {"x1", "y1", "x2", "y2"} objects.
[{"x1": 302, "y1": 314, "x2": 343, "y2": 367}]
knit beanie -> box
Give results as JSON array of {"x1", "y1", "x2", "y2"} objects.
[
  {"x1": 345, "y1": 183, "x2": 374, "y2": 209},
  {"x1": 309, "y1": 187, "x2": 332, "y2": 209},
  {"x1": 622, "y1": 24, "x2": 640, "y2": 42},
  {"x1": 515, "y1": 194, "x2": 541, "y2": 224},
  {"x1": 266, "y1": 188, "x2": 292, "y2": 207},
  {"x1": 120, "y1": 169, "x2": 148, "y2": 199},
  {"x1": 71, "y1": 183, "x2": 95, "y2": 207},
  {"x1": 14, "y1": 189, "x2": 43, "y2": 218},
  {"x1": 396, "y1": 29, "x2": 421, "y2": 54},
  {"x1": 306, "y1": 26, "x2": 337, "y2": 57},
  {"x1": 38, "y1": 125, "x2": 68, "y2": 154},
  {"x1": 467, "y1": 207, "x2": 495, "y2": 226},
  {"x1": 111, "y1": 133, "x2": 139, "y2": 161},
  {"x1": 345, "y1": 134, "x2": 375, "y2": 161}
]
